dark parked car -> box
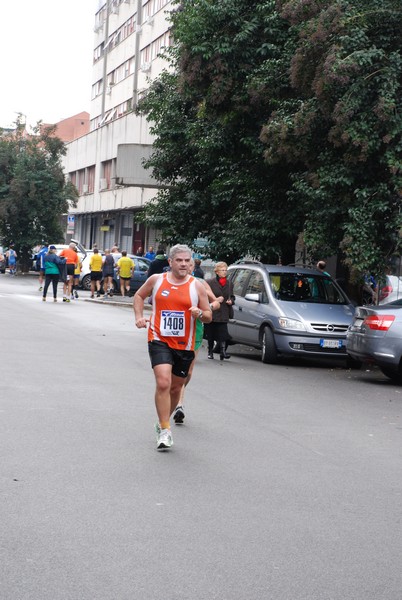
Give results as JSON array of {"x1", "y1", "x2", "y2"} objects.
[
  {"x1": 346, "y1": 300, "x2": 402, "y2": 382},
  {"x1": 80, "y1": 254, "x2": 150, "y2": 294},
  {"x1": 227, "y1": 261, "x2": 356, "y2": 365}
]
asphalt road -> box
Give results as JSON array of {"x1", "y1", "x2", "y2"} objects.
[{"x1": 1, "y1": 274, "x2": 402, "y2": 600}]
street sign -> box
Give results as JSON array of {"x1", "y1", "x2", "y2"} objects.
[{"x1": 67, "y1": 214, "x2": 75, "y2": 234}]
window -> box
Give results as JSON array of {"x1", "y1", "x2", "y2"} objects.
[
  {"x1": 102, "y1": 160, "x2": 113, "y2": 189},
  {"x1": 87, "y1": 166, "x2": 96, "y2": 193},
  {"x1": 269, "y1": 273, "x2": 348, "y2": 304},
  {"x1": 231, "y1": 269, "x2": 250, "y2": 297},
  {"x1": 92, "y1": 79, "x2": 103, "y2": 99},
  {"x1": 77, "y1": 169, "x2": 85, "y2": 194},
  {"x1": 140, "y1": 31, "x2": 171, "y2": 65},
  {"x1": 245, "y1": 272, "x2": 268, "y2": 303},
  {"x1": 93, "y1": 43, "x2": 104, "y2": 63},
  {"x1": 138, "y1": 259, "x2": 150, "y2": 272},
  {"x1": 140, "y1": 44, "x2": 151, "y2": 64}
]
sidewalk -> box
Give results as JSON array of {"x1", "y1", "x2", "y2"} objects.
[
  {"x1": 20, "y1": 272, "x2": 151, "y2": 309},
  {"x1": 85, "y1": 294, "x2": 152, "y2": 310}
]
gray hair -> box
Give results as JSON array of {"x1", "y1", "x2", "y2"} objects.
[{"x1": 169, "y1": 244, "x2": 192, "y2": 260}]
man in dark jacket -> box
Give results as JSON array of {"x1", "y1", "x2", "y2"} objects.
[
  {"x1": 192, "y1": 258, "x2": 204, "y2": 279},
  {"x1": 147, "y1": 247, "x2": 169, "y2": 278}
]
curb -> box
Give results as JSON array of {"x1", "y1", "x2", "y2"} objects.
[{"x1": 83, "y1": 298, "x2": 152, "y2": 310}]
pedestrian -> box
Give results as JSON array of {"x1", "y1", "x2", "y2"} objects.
[
  {"x1": 205, "y1": 262, "x2": 235, "y2": 361},
  {"x1": 89, "y1": 248, "x2": 103, "y2": 298},
  {"x1": 144, "y1": 245, "x2": 156, "y2": 261},
  {"x1": 192, "y1": 258, "x2": 204, "y2": 279},
  {"x1": 116, "y1": 250, "x2": 134, "y2": 297},
  {"x1": 134, "y1": 244, "x2": 212, "y2": 450},
  {"x1": 72, "y1": 247, "x2": 81, "y2": 299},
  {"x1": 136, "y1": 246, "x2": 144, "y2": 257},
  {"x1": 316, "y1": 260, "x2": 330, "y2": 276},
  {"x1": 102, "y1": 249, "x2": 115, "y2": 298},
  {"x1": 173, "y1": 259, "x2": 223, "y2": 425},
  {"x1": 59, "y1": 243, "x2": 79, "y2": 302},
  {"x1": 36, "y1": 243, "x2": 48, "y2": 291},
  {"x1": 6, "y1": 245, "x2": 17, "y2": 276},
  {"x1": 42, "y1": 245, "x2": 66, "y2": 302},
  {"x1": 147, "y1": 246, "x2": 169, "y2": 277}
]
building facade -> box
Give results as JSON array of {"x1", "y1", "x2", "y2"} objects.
[{"x1": 63, "y1": 0, "x2": 172, "y2": 252}]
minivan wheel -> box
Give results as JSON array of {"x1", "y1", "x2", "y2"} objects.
[{"x1": 261, "y1": 326, "x2": 278, "y2": 364}]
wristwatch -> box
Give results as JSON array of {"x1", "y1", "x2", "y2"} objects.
[{"x1": 198, "y1": 310, "x2": 203, "y2": 319}]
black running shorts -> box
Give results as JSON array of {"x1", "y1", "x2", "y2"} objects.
[{"x1": 148, "y1": 341, "x2": 195, "y2": 378}]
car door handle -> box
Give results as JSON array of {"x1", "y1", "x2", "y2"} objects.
[{"x1": 239, "y1": 306, "x2": 242, "y2": 311}]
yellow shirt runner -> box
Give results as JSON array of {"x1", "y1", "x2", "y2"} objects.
[{"x1": 117, "y1": 256, "x2": 134, "y2": 278}]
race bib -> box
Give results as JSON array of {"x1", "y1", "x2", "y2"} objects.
[{"x1": 160, "y1": 310, "x2": 185, "y2": 337}]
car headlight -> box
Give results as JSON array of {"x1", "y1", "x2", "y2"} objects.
[{"x1": 278, "y1": 317, "x2": 306, "y2": 331}]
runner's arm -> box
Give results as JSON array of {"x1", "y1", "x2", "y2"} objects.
[
  {"x1": 133, "y1": 275, "x2": 158, "y2": 328},
  {"x1": 189, "y1": 281, "x2": 212, "y2": 323}
]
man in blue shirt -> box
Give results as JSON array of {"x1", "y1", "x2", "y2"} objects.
[{"x1": 144, "y1": 246, "x2": 156, "y2": 261}]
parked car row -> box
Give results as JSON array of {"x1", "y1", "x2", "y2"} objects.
[{"x1": 80, "y1": 253, "x2": 150, "y2": 294}]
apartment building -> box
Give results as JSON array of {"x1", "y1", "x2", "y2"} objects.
[{"x1": 63, "y1": 0, "x2": 172, "y2": 252}]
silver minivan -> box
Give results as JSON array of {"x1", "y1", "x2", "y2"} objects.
[{"x1": 227, "y1": 262, "x2": 356, "y2": 364}]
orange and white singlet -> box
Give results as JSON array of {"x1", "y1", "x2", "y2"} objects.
[{"x1": 148, "y1": 273, "x2": 199, "y2": 350}]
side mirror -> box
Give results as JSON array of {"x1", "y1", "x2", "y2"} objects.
[{"x1": 244, "y1": 293, "x2": 260, "y2": 302}]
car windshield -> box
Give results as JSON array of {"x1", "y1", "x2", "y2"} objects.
[{"x1": 269, "y1": 273, "x2": 348, "y2": 304}]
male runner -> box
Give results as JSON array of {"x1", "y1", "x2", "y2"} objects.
[{"x1": 134, "y1": 244, "x2": 212, "y2": 450}]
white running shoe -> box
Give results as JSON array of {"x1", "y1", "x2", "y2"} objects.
[{"x1": 157, "y1": 428, "x2": 173, "y2": 451}]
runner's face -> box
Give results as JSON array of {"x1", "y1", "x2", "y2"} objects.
[{"x1": 169, "y1": 252, "x2": 192, "y2": 278}]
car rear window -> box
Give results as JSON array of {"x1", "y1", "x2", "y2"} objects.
[{"x1": 269, "y1": 273, "x2": 348, "y2": 304}]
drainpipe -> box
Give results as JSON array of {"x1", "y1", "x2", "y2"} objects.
[
  {"x1": 101, "y1": 1, "x2": 111, "y2": 120},
  {"x1": 132, "y1": 0, "x2": 143, "y2": 109}
]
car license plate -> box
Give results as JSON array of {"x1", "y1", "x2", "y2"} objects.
[{"x1": 320, "y1": 339, "x2": 343, "y2": 349}]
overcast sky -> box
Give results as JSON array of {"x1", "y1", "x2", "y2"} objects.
[{"x1": 1, "y1": 0, "x2": 97, "y2": 129}]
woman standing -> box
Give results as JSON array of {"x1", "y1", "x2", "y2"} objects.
[
  {"x1": 42, "y1": 246, "x2": 66, "y2": 302},
  {"x1": 205, "y1": 262, "x2": 235, "y2": 361}
]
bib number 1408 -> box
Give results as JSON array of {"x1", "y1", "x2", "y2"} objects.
[{"x1": 160, "y1": 311, "x2": 185, "y2": 337}]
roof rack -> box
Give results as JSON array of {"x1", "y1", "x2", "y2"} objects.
[{"x1": 233, "y1": 259, "x2": 263, "y2": 265}]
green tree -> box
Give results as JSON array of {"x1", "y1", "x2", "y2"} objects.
[
  {"x1": 0, "y1": 121, "x2": 77, "y2": 271},
  {"x1": 260, "y1": 0, "x2": 402, "y2": 280}
]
